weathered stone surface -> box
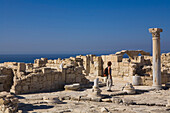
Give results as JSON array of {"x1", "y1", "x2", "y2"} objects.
[
  {"x1": 91, "y1": 97, "x2": 101, "y2": 102},
  {"x1": 101, "y1": 107, "x2": 109, "y2": 113},
  {"x1": 0, "y1": 67, "x2": 13, "y2": 92},
  {"x1": 80, "y1": 97, "x2": 91, "y2": 101},
  {"x1": 0, "y1": 49, "x2": 170, "y2": 95},
  {"x1": 17, "y1": 63, "x2": 26, "y2": 72},
  {"x1": 112, "y1": 97, "x2": 123, "y2": 104},
  {"x1": 64, "y1": 83, "x2": 80, "y2": 91},
  {"x1": 149, "y1": 28, "x2": 163, "y2": 90},
  {"x1": 166, "y1": 99, "x2": 170, "y2": 107},
  {"x1": 43, "y1": 96, "x2": 62, "y2": 104},
  {"x1": 122, "y1": 99, "x2": 134, "y2": 106},
  {"x1": 0, "y1": 92, "x2": 18, "y2": 113},
  {"x1": 13, "y1": 79, "x2": 170, "y2": 113},
  {"x1": 10, "y1": 65, "x2": 89, "y2": 94},
  {"x1": 122, "y1": 83, "x2": 136, "y2": 94},
  {"x1": 101, "y1": 98, "x2": 112, "y2": 102},
  {"x1": 88, "y1": 78, "x2": 102, "y2": 97}
]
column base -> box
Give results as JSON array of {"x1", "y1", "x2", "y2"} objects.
[{"x1": 152, "y1": 85, "x2": 162, "y2": 90}]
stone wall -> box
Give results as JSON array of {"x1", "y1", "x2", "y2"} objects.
[
  {"x1": 10, "y1": 66, "x2": 89, "y2": 94},
  {"x1": 76, "y1": 50, "x2": 170, "y2": 86},
  {"x1": 0, "y1": 67, "x2": 14, "y2": 92},
  {"x1": 32, "y1": 50, "x2": 170, "y2": 86},
  {"x1": 0, "y1": 50, "x2": 170, "y2": 94},
  {"x1": 161, "y1": 53, "x2": 170, "y2": 83}
]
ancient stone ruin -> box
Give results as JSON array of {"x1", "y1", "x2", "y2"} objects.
[
  {"x1": 0, "y1": 58, "x2": 89, "y2": 94},
  {"x1": 0, "y1": 49, "x2": 170, "y2": 95},
  {"x1": 0, "y1": 28, "x2": 169, "y2": 112}
]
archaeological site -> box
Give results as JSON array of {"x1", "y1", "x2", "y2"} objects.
[{"x1": 0, "y1": 28, "x2": 170, "y2": 113}]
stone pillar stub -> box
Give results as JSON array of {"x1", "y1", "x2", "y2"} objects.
[
  {"x1": 88, "y1": 78, "x2": 101, "y2": 97},
  {"x1": 149, "y1": 28, "x2": 163, "y2": 90},
  {"x1": 93, "y1": 78, "x2": 99, "y2": 88}
]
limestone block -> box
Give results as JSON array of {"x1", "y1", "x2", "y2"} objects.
[
  {"x1": 0, "y1": 84, "x2": 3, "y2": 91},
  {"x1": 90, "y1": 97, "x2": 101, "y2": 102},
  {"x1": 101, "y1": 98, "x2": 112, "y2": 102},
  {"x1": 54, "y1": 74, "x2": 59, "y2": 81},
  {"x1": 112, "y1": 97, "x2": 122, "y2": 104},
  {"x1": 76, "y1": 77, "x2": 81, "y2": 83},
  {"x1": 166, "y1": 99, "x2": 170, "y2": 107},
  {"x1": 15, "y1": 86, "x2": 21, "y2": 91},
  {"x1": 71, "y1": 96, "x2": 80, "y2": 101},
  {"x1": 132, "y1": 75, "x2": 142, "y2": 86},
  {"x1": 80, "y1": 97, "x2": 91, "y2": 101},
  {"x1": 122, "y1": 83, "x2": 136, "y2": 94},
  {"x1": 0, "y1": 75, "x2": 6, "y2": 83},
  {"x1": 32, "y1": 75, "x2": 38, "y2": 82},
  {"x1": 43, "y1": 96, "x2": 62, "y2": 104},
  {"x1": 17, "y1": 63, "x2": 26, "y2": 72},
  {"x1": 144, "y1": 79, "x2": 153, "y2": 86},
  {"x1": 101, "y1": 107, "x2": 109, "y2": 113},
  {"x1": 122, "y1": 99, "x2": 134, "y2": 106},
  {"x1": 41, "y1": 58, "x2": 48, "y2": 63},
  {"x1": 123, "y1": 62, "x2": 129, "y2": 66},
  {"x1": 113, "y1": 55, "x2": 123, "y2": 62},
  {"x1": 22, "y1": 85, "x2": 28, "y2": 91},
  {"x1": 42, "y1": 68, "x2": 52, "y2": 74},
  {"x1": 26, "y1": 63, "x2": 33, "y2": 70},
  {"x1": 64, "y1": 83, "x2": 80, "y2": 91}
]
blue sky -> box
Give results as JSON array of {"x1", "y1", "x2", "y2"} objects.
[{"x1": 0, "y1": 0, "x2": 170, "y2": 54}]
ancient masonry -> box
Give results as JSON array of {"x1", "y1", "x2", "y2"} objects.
[
  {"x1": 0, "y1": 58, "x2": 89, "y2": 94},
  {"x1": 0, "y1": 50, "x2": 170, "y2": 94},
  {"x1": 149, "y1": 28, "x2": 163, "y2": 89}
]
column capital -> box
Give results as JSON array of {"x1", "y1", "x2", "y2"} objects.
[{"x1": 149, "y1": 28, "x2": 163, "y2": 37}]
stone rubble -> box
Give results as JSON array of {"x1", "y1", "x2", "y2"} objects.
[
  {"x1": 0, "y1": 49, "x2": 169, "y2": 112},
  {"x1": 122, "y1": 83, "x2": 136, "y2": 94},
  {"x1": 0, "y1": 92, "x2": 18, "y2": 113},
  {"x1": 64, "y1": 83, "x2": 80, "y2": 91}
]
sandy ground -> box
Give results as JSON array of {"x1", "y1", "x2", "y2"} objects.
[{"x1": 17, "y1": 78, "x2": 170, "y2": 113}]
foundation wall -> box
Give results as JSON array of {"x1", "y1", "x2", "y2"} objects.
[{"x1": 10, "y1": 66, "x2": 89, "y2": 94}]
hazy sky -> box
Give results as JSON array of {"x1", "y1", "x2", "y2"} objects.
[{"x1": 0, "y1": 0, "x2": 170, "y2": 54}]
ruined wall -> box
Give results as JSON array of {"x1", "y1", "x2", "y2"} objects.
[
  {"x1": 75, "y1": 55, "x2": 103, "y2": 77},
  {"x1": 0, "y1": 50, "x2": 170, "y2": 94},
  {"x1": 88, "y1": 56, "x2": 103, "y2": 76},
  {"x1": 161, "y1": 53, "x2": 170, "y2": 83},
  {"x1": 10, "y1": 68, "x2": 64, "y2": 94},
  {"x1": 10, "y1": 66, "x2": 89, "y2": 94},
  {"x1": 0, "y1": 67, "x2": 14, "y2": 92}
]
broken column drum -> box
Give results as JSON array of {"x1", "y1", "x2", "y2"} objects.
[
  {"x1": 90, "y1": 78, "x2": 101, "y2": 97},
  {"x1": 93, "y1": 78, "x2": 99, "y2": 88},
  {"x1": 149, "y1": 28, "x2": 163, "y2": 90},
  {"x1": 132, "y1": 74, "x2": 142, "y2": 86}
]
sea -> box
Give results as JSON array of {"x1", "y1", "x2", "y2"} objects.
[
  {"x1": 0, "y1": 50, "x2": 168, "y2": 63},
  {"x1": 0, "y1": 53, "x2": 116, "y2": 63}
]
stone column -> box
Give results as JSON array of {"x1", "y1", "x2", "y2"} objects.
[
  {"x1": 88, "y1": 78, "x2": 101, "y2": 97},
  {"x1": 93, "y1": 78, "x2": 99, "y2": 88},
  {"x1": 149, "y1": 28, "x2": 163, "y2": 90}
]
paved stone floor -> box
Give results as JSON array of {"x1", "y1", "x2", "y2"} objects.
[{"x1": 17, "y1": 79, "x2": 170, "y2": 113}]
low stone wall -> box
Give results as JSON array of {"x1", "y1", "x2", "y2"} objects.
[
  {"x1": 10, "y1": 66, "x2": 89, "y2": 94},
  {"x1": 0, "y1": 67, "x2": 14, "y2": 92}
]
